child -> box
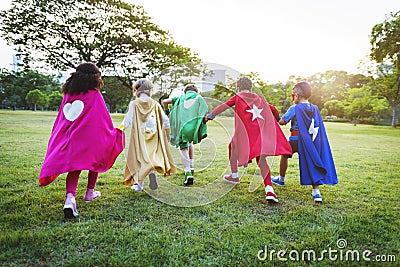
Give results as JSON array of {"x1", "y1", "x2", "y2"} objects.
[
  {"x1": 39, "y1": 62, "x2": 124, "y2": 219},
  {"x1": 162, "y1": 84, "x2": 208, "y2": 186},
  {"x1": 205, "y1": 77, "x2": 292, "y2": 203},
  {"x1": 120, "y1": 78, "x2": 176, "y2": 191},
  {"x1": 272, "y1": 81, "x2": 338, "y2": 202}
]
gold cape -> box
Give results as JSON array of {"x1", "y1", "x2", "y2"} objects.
[{"x1": 123, "y1": 98, "x2": 176, "y2": 185}]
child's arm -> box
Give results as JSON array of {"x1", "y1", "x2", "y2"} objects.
[
  {"x1": 118, "y1": 101, "x2": 134, "y2": 131},
  {"x1": 161, "y1": 109, "x2": 171, "y2": 142},
  {"x1": 279, "y1": 105, "x2": 296, "y2": 125},
  {"x1": 206, "y1": 95, "x2": 236, "y2": 120},
  {"x1": 269, "y1": 104, "x2": 281, "y2": 122},
  {"x1": 162, "y1": 98, "x2": 173, "y2": 115}
]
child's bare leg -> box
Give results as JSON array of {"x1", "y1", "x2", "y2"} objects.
[
  {"x1": 188, "y1": 143, "x2": 194, "y2": 160},
  {"x1": 273, "y1": 156, "x2": 288, "y2": 185},
  {"x1": 279, "y1": 156, "x2": 288, "y2": 177},
  {"x1": 223, "y1": 151, "x2": 240, "y2": 184}
]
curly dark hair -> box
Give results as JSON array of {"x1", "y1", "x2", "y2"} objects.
[{"x1": 62, "y1": 62, "x2": 104, "y2": 95}]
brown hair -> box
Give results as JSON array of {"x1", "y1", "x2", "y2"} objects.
[
  {"x1": 237, "y1": 76, "x2": 252, "y2": 92},
  {"x1": 184, "y1": 84, "x2": 198, "y2": 93},
  {"x1": 293, "y1": 81, "x2": 312, "y2": 99},
  {"x1": 62, "y1": 62, "x2": 103, "y2": 95}
]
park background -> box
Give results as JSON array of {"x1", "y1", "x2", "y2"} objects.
[{"x1": 0, "y1": 0, "x2": 399, "y2": 266}]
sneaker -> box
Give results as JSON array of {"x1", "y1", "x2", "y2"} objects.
[
  {"x1": 313, "y1": 194, "x2": 323, "y2": 203},
  {"x1": 131, "y1": 184, "x2": 143, "y2": 192},
  {"x1": 265, "y1": 191, "x2": 279, "y2": 203},
  {"x1": 184, "y1": 172, "x2": 194, "y2": 186},
  {"x1": 149, "y1": 173, "x2": 158, "y2": 190},
  {"x1": 223, "y1": 175, "x2": 240, "y2": 185},
  {"x1": 83, "y1": 189, "x2": 101, "y2": 202},
  {"x1": 63, "y1": 194, "x2": 78, "y2": 219},
  {"x1": 271, "y1": 176, "x2": 285, "y2": 186}
]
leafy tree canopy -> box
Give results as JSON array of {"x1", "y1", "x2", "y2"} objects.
[{"x1": 0, "y1": 0, "x2": 201, "y2": 89}]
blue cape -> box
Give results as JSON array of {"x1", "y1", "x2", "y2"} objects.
[{"x1": 296, "y1": 103, "x2": 338, "y2": 185}]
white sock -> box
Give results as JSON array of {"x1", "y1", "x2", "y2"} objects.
[
  {"x1": 189, "y1": 159, "x2": 194, "y2": 166},
  {"x1": 279, "y1": 176, "x2": 285, "y2": 182},
  {"x1": 265, "y1": 185, "x2": 274, "y2": 193},
  {"x1": 312, "y1": 189, "x2": 320, "y2": 196},
  {"x1": 231, "y1": 172, "x2": 238, "y2": 178}
]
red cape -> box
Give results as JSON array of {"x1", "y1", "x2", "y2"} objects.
[{"x1": 214, "y1": 92, "x2": 292, "y2": 166}]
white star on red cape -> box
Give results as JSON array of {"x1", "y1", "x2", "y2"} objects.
[{"x1": 246, "y1": 104, "x2": 264, "y2": 121}]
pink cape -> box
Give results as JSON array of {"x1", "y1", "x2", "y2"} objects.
[{"x1": 39, "y1": 90, "x2": 124, "y2": 186}]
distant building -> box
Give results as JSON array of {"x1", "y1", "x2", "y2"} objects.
[
  {"x1": 11, "y1": 54, "x2": 22, "y2": 72},
  {"x1": 168, "y1": 62, "x2": 241, "y2": 97}
]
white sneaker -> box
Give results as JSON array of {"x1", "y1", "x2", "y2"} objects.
[
  {"x1": 131, "y1": 184, "x2": 143, "y2": 192},
  {"x1": 63, "y1": 194, "x2": 78, "y2": 218}
]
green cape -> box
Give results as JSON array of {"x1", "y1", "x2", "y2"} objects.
[{"x1": 169, "y1": 91, "x2": 208, "y2": 149}]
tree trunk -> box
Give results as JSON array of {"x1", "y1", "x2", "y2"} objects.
[
  {"x1": 392, "y1": 102, "x2": 399, "y2": 128},
  {"x1": 34, "y1": 104, "x2": 37, "y2": 112}
]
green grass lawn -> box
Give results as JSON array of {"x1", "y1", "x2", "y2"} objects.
[{"x1": 0, "y1": 110, "x2": 399, "y2": 266}]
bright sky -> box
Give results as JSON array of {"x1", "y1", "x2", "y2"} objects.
[{"x1": 0, "y1": 0, "x2": 399, "y2": 83}]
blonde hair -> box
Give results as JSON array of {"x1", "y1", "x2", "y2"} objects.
[{"x1": 133, "y1": 78, "x2": 153, "y2": 97}]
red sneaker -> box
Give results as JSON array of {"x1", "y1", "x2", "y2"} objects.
[
  {"x1": 265, "y1": 191, "x2": 279, "y2": 203},
  {"x1": 223, "y1": 175, "x2": 240, "y2": 185}
]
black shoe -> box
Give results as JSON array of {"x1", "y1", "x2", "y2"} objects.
[
  {"x1": 184, "y1": 172, "x2": 194, "y2": 186},
  {"x1": 149, "y1": 173, "x2": 158, "y2": 190}
]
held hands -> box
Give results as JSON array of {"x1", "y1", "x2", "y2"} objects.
[{"x1": 204, "y1": 113, "x2": 214, "y2": 123}]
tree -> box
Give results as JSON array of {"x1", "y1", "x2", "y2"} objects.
[
  {"x1": 344, "y1": 86, "x2": 376, "y2": 125},
  {"x1": 25, "y1": 89, "x2": 47, "y2": 111},
  {"x1": 370, "y1": 10, "x2": 400, "y2": 127},
  {"x1": 47, "y1": 91, "x2": 63, "y2": 110},
  {"x1": 151, "y1": 61, "x2": 209, "y2": 100},
  {"x1": 323, "y1": 99, "x2": 345, "y2": 117},
  {"x1": 211, "y1": 82, "x2": 235, "y2": 103},
  {"x1": 0, "y1": 68, "x2": 61, "y2": 109},
  {"x1": 102, "y1": 76, "x2": 132, "y2": 113},
  {"x1": 0, "y1": 0, "x2": 201, "y2": 90}
]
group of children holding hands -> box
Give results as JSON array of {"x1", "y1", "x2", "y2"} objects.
[{"x1": 39, "y1": 62, "x2": 338, "y2": 219}]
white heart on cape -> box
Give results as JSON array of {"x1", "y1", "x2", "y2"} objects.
[
  {"x1": 183, "y1": 98, "x2": 196, "y2": 109},
  {"x1": 63, "y1": 100, "x2": 84, "y2": 122}
]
